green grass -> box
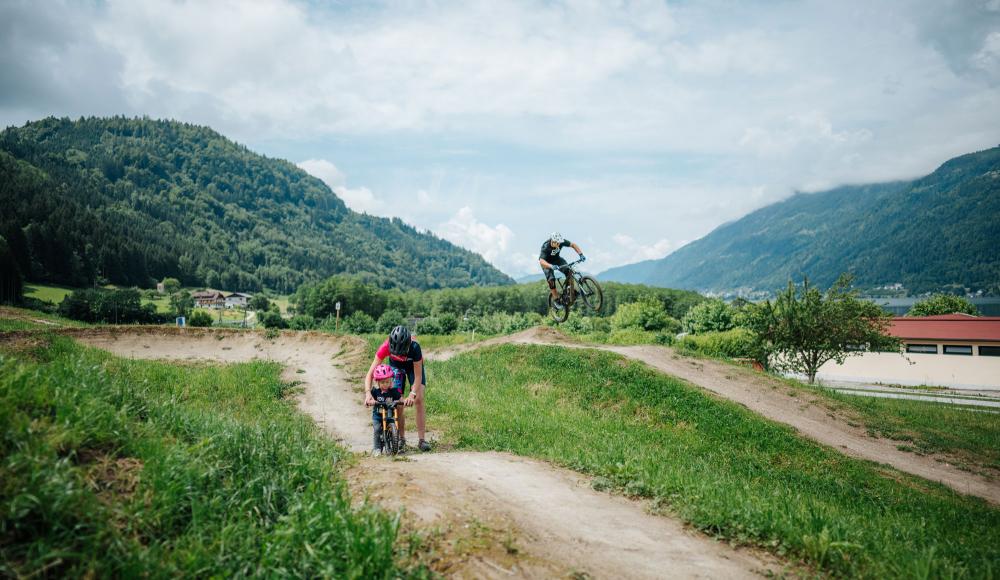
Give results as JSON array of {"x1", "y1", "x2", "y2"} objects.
[
  {"x1": 822, "y1": 390, "x2": 1000, "y2": 471},
  {"x1": 0, "y1": 306, "x2": 90, "y2": 330},
  {"x1": 23, "y1": 284, "x2": 75, "y2": 304},
  {"x1": 0, "y1": 335, "x2": 422, "y2": 578},
  {"x1": 425, "y1": 344, "x2": 1000, "y2": 578}
]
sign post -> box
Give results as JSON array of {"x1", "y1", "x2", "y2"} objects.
[{"x1": 335, "y1": 301, "x2": 341, "y2": 332}]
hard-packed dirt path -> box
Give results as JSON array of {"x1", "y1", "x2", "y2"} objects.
[
  {"x1": 76, "y1": 328, "x2": 774, "y2": 579},
  {"x1": 434, "y1": 327, "x2": 1000, "y2": 504}
]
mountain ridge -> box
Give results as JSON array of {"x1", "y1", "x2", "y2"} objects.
[
  {"x1": 600, "y1": 146, "x2": 1000, "y2": 295},
  {"x1": 0, "y1": 116, "x2": 514, "y2": 292}
]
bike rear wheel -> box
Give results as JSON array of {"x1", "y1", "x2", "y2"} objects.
[
  {"x1": 578, "y1": 276, "x2": 604, "y2": 313},
  {"x1": 548, "y1": 280, "x2": 570, "y2": 323}
]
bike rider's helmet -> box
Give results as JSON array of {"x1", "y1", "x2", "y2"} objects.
[
  {"x1": 550, "y1": 232, "x2": 564, "y2": 244},
  {"x1": 373, "y1": 364, "x2": 394, "y2": 381},
  {"x1": 389, "y1": 325, "x2": 412, "y2": 357}
]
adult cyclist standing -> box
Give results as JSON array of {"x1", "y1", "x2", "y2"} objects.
[
  {"x1": 364, "y1": 325, "x2": 431, "y2": 452},
  {"x1": 539, "y1": 232, "x2": 586, "y2": 308}
]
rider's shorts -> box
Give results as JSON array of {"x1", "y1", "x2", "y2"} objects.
[
  {"x1": 543, "y1": 256, "x2": 568, "y2": 288},
  {"x1": 392, "y1": 365, "x2": 427, "y2": 396}
]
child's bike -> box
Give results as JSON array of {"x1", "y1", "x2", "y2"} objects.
[
  {"x1": 548, "y1": 258, "x2": 604, "y2": 323},
  {"x1": 375, "y1": 400, "x2": 401, "y2": 456}
]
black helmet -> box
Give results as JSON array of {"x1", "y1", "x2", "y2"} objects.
[{"x1": 389, "y1": 325, "x2": 411, "y2": 356}]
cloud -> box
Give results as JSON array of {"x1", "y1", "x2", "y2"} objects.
[
  {"x1": 436, "y1": 207, "x2": 523, "y2": 271},
  {"x1": 297, "y1": 158, "x2": 381, "y2": 214},
  {"x1": 611, "y1": 234, "x2": 678, "y2": 263}
]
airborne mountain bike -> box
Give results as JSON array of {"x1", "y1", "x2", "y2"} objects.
[{"x1": 548, "y1": 259, "x2": 603, "y2": 323}]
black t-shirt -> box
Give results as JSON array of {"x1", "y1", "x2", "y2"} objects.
[
  {"x1": 539, "y1": 239, "x2": 572, "y2": 261},
  {"x1": 370, "y1": 386, "x2": 402, "y2": 405},
  {"x1": 378, "y1": 338, "x2": 423, "y2": 371}
]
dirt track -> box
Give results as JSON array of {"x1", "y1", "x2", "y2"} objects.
[
  {"x1": 435, "y1": 327, "x2": 1000, "y2": 504},
  {"x1": 77, "y1": 328, "x2": 774, "y2": 579}
]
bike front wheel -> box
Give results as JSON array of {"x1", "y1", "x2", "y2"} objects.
[
  {"x1": 578, "y1": 276, "x2": 604, "y2": 312},
  {"x1": 384, "y1": 423, "x2": 399, "y2": 456}
]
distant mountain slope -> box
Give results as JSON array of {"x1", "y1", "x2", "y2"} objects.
[
  {"x1": 0, "y1": 117, "x2": 513, "y2": 292},
  {"x1": 601, "y1": 147, "x2": 1000, "y2": 294}
]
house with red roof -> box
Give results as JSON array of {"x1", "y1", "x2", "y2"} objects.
[{"x1": 817, "y1": 314, "x2": 1000, "y2": 390}]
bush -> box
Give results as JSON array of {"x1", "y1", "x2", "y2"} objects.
[
  {"x1": 611, "y1": 299, "x2": 679, "y2": 332},
  {"x1": 58, "y1": 288, "x2": 160, "y2": 324},
  {"x1": 675, "y1": 328, "x2": 765, "y2": 361},
  {"x1": 681, "y1": 299, "x2": 737, "y2": 334},
  {"x1": 343, "y1": 311, "x2": 376, "y2": 334},
  {"x1": 908, "y1": 294, "x2": 978, "y2": 317},
  {"x1": 257, "y1": 310, "x2": 288, "y2": 329},
  {"x1": 416, "y1": 316, "x2": 444, "y2": 335},
  {"x1": 376, "y1": 309, "x2": 405, "y2": 333},
  {"x1": 188, "y1": 310, "x2": 214, "y2": 327},
  {"x1": 438, "y1": 313, "x2": 459, "y2": 334},
  {"x1": 288, "y1": 314, "x2": 317, "y2": 330}
]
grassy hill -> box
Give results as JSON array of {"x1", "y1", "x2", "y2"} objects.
[
  {"x1": 0, "y1": 116, "x2": 513, "y2": 293},
  {"x1": 601, "y1": 146, "x2": 1000, "y2": 295}
]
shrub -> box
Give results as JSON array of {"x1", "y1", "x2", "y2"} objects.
[
  {"x1": 416, "y1": 316, "x2": 444, "y2": 335},
  {"x1": 343, "y1": 311, "x2": 376, "y2": 334},
  {"x1": 908, "y1": 294, "x2": 978, "y2": 317},
  {"x1": 438, "y1": 313, "x2": 459, "y2": 334},
  {"x1": 188, "y1": 310, "x2": 214, "y2": 327},
  {"x1": 681, "y1": 299, "x2": 737, "y2": 334},
  {"x1": 376, "y1": 309, "x2": 405, "y2": 333},
  {"x1": 611, "y1": 299, "x2": 679, "y2": 332},
  {"x1": 288, "y1": 314, "x2": 317, "y2": 330},
  {"x1": 257, "y1": 310, "x2": 288, "y2": 329},
  {"x1": 675, "y1": 328, "x2": 764, "y2": 360}
]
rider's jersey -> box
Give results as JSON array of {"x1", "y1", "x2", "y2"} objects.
[
  {"x1": 376, "y1": 339, "x2": 423, "y2": 371},
  {"x1": 370, "y1": 386, "x2": 402, "y2": 406},
  {"x1": 539, "y1": 239, "x2": 573, "y2": 261}
]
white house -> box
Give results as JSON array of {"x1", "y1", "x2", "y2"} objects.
[
  {"x1": 817, "y1": 314, "x2": 1000, "y2": 390},
  {"x1": 225, "y1": 292, "x2": 253, "y2": 309}
]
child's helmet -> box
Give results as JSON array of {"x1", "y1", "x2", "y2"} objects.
[{"x1": 373, "y1": 364, "x2": 394, "y2": 380}]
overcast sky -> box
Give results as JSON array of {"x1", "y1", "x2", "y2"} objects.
[{"x1": 2, "y1": 0, "x2": 999, "y2": 277}]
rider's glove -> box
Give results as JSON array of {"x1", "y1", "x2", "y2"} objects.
[{"x1": 579, "y1": 254, "x2": 587, "y2": 262}]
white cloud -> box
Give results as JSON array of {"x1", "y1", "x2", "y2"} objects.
[
  {"x1": 436, "y1": 207, "x2": 521, "y2": 272},
  {"x1": 297, "y1": 158, "x2": 381, "y2": 214},
  {"x1": 611, "y1": 234, "x2": 677, "y2": 264}
]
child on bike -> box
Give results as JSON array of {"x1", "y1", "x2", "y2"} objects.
[{"x1": 365, "y1": 364, "x2": 401, "y2": 456}]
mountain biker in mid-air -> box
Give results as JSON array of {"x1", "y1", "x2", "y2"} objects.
[{"x1": 539, "y1": 232, "x2": 586, "y2": 309}]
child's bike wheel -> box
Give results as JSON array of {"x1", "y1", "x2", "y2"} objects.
[{"x1": 384, "y1": 424, "x2": 400, "y2": 456}]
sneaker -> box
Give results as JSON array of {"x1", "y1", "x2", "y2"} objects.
[
  {"x1": 372, "y1": 448, "x2": 383, "y2": 457},
  {"x1": 418, "y1": 439, "x2": 432, "y2": 452}
]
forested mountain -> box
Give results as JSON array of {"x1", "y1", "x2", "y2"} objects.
[
  {"x1": 0, "y1": 117, "x2": 513, "y2": 292},
  {"x1": 602, "y1": 146, "x2": 1000, "y2": 295}
]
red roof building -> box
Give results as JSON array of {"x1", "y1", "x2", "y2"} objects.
[{"x1": 888, "y1": 314, "x2": 1000, "y2": 343}]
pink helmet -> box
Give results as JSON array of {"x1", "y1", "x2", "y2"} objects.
[{"x1": 373, "y1": 364, "x2": 394, "y2": 381}]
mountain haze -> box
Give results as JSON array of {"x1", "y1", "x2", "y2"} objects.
[
  {"x1": 602, "y1": 147, "x2": 1000, "y2": 295},
  {"x1": 0, "y1": 117, "x2": 513, "y2": 293}
]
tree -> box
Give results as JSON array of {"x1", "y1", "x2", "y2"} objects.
[
  {"x1": 681, "y1": 300, "x2": 737, "y2": 334},
  {"x1": 257, "y1": 310, "x2": 287, "y2": 329},
  {"x1": 376, "y1": 309, "x2": 405, "y2": 333},
  {"x1": 161, "y1": 277, "x2": 181, "y2": 294},
  {"x1": 249, "y1": 294, "x2": 271, "y2": 312},
  {"x1": 343, "y1": 311, "x2": 376, "y2": 334},
  {"x1": 170, "y1": 290, "x2": 194, "y2": 317},
  {"x1": 908, "y1": 294, "x2": 978, "y2": 317},
  {"x1": 0, "y1": 235, "x2": 23, "y2": 304},
  {"x1": 746, "y1": 275, "x2": 898, "y2": 384},
  {"x1": 188, "y1": 310, "x2": 214, "y2": 327}
]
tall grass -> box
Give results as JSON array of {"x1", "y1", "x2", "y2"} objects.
[
  {"x1": 427, "y1": 344, "x2": 1000, "y2": 578},
  {"x1": 0, "y1": 335, "x2": 418, "y2": 578}
]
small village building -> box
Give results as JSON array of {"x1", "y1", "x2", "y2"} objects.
[
  {"x1": 192, "y1": 290, "x2": 226, "y2": 309},
  {"x1": 225, "y1": 292, "x2": 253, "y2": 309},
  {"x1": 817, "y1": 314, "x2": 1000, "y2": 390}
]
